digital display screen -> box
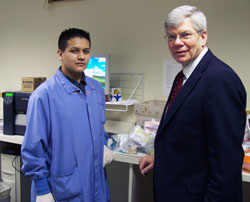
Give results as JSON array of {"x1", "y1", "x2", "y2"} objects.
[
  {"x1": 85, "y1": 57, "x2": 106, "y2": 89},
  {"x1": 5, "y1": 93, "x2": 13, "y2": 97}
]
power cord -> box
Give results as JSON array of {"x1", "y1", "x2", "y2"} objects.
[{"x1": 11, "y1": 155, "x2": 24, "y2": 176}]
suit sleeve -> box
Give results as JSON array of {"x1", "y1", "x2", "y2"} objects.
[{"x1": 203, "y1": 70, "x2": 246, "y2": 201}]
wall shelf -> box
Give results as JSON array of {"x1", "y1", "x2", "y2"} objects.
[
  {"x1": 106, "y1": 99, "x2": 139, "y2": 112},
  {"x1": 106, "y1": 73, "x2": 144, "y2": 112}
]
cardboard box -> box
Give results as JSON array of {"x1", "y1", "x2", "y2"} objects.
[
  {"x1": 21, "y1": 77, "x2": 46, "y2": 92},
  {"x1": 134, "y1": 100, "x2": 166, "y2": 126}
]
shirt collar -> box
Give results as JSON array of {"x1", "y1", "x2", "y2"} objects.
[
  {"x1": 183, "y1": 47, "x2": 208, "y2": 81},
  {"x1": 59, "y1": 67, "x2": 86, "y2": 86}
]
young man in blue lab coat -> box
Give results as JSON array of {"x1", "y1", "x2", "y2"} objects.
[
  {"x1": 21, "y1": 28, "x2": 114, "y2": 202},
  {"x1": 139, "y1": 5, "x2": 246, "y2": 202}
]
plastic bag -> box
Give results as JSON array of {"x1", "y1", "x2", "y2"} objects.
[
  {"x1": 108, "y1": 122, "x2": 157, "y2": 155},
  {"x1": 143, "y1": 119, "x2": 160, "y2": 135},
  {"x1": 108, "y1": 134, "x2": 131, "y2": 153},
  {"x1": 242, "y1": 115, "x2": 250, "y2": 172}
]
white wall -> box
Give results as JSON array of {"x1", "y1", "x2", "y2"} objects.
[{"x1": 0, "y1": 0, "x2": 250, "y2": 118}]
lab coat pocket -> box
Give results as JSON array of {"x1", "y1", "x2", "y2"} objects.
[
  {"x1": 51, "y1": 166, "x2": 83, "y2": 201},
  {"x1": 186, "y1": 179, "x2": 207, "y2": 194}
]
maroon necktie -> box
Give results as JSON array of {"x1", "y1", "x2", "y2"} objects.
[{"x1": 167, "y1": 70, "x2": 184, "y2": 112}]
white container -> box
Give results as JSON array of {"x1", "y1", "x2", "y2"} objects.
[
  {"x1": 1, "y1": 180, "x2": 14, "y2": 202},
  {"x1": 1, "y1": 154, "x2": 19, "y2": 202},
  {"x1": 1, "y1": 154, "x2": 15, "y2": 180},
  {"x1": 134, "y1": 100, "x2": 166, "y2": 126},
  {"x1": 0, "y1": 182, "x2": 11, "y2": 202}
]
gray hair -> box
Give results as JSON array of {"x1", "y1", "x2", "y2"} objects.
[{"x1": 165, "y1": 5, "x2": 207, "y2": 33}]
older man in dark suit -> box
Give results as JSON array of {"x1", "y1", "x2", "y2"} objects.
[{"x1": 139, "y1": 5, "x2": 246, "y2": 202}]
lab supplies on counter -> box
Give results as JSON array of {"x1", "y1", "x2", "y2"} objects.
[
  {"x1": 108, "y1": 119, "x2": 160, "y2": 155},
  {"x1": 243, "y1": 115, "x2": 250, "y2": 172}
]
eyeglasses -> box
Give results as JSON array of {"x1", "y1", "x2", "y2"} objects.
[{"x1": 164, "y1": 31, "x2": 200, "y2": 43}]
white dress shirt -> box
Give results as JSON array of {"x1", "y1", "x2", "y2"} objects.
[{"x1": 182, "y1": 47, "x2": 208, "y2": 85}]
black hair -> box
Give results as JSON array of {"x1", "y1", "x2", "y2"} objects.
[{"x1": 58, "y1": 28, "x2": 91, "y2": 51}]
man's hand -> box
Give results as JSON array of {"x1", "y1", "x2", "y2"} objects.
[
  {"x1": 139, "y1": 155, "x2": 154, "y2": 176},
  {"x1": 36, "y1": 192, "x2": 54, "y2": 202},
  {"x1": 103, "y1": 145, "x2": 115, "y2": 167}
]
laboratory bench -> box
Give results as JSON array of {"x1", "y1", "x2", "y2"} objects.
[
  {"x1": 0, "y1": 133, "x2": 151, "y2": 202},
  {"x1": 0, "y1": 133, "x2": 249, "y2": 179},
  {"x1": 0, "y1": 133, "x2": 250, "y2": 202}
]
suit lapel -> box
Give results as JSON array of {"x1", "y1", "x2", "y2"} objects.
[{"x1": 157, "y1": 50, "x2": 214, "y2": 136}]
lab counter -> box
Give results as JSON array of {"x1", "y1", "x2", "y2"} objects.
[
  {"x1": 0, "y1": 133, "x2": 249, "y2": 180},
  {"x1": 1, "y1": 133, "x2": 250, "y2": 202},
  {"x1": 0, "y1": 133, "x2": 148, "y2": 202},
  {"x1": 0, "y1": 133, "x2": 23, "y2": 145},
  {"x1": 0, "y1": 133, "x2": 144, "y2": 164}
]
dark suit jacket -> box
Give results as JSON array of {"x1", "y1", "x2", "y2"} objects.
[{"x1": 154, "y1": 49, "x2": 246, "y2": 202}]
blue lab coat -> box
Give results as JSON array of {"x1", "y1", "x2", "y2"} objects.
[{"x1": 21, "y1": 69, "x2": 110, "y2": 202}]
